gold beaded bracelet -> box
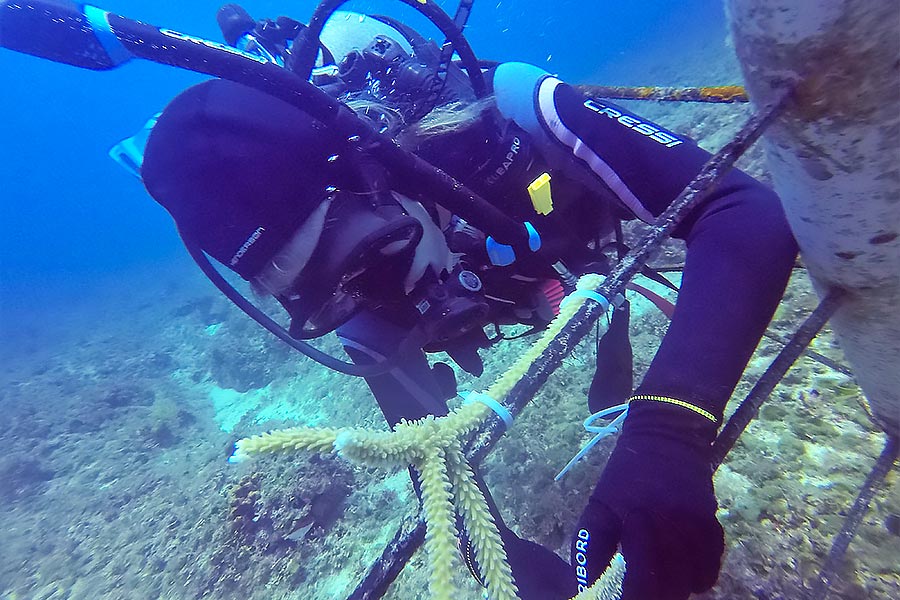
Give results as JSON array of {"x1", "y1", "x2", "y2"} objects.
[{"x1": 628, "y1": 394, "x2": 719, "y2": 425}]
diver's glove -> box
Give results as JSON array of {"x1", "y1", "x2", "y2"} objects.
[{"x1": 572, "y1": 400, "x2": 724, "y2": 600}]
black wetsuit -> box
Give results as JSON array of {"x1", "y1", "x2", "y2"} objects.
[
  {"x1": 341, "y1": 63, "x2": 797, "y2": 432},
  {"x1": 142, "y1": 63, "x2": 797, "y2": 599}
]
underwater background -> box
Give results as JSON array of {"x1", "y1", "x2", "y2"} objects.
[{"x1": 1, "y1": 1, "x2": 897, "y2": 599}]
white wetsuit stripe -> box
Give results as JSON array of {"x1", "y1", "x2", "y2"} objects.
[{"x1": 536, "y1": 78, "x2": 656, "y2": 223}]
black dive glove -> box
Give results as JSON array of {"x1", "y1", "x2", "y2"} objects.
[{"x1": 572, "y1": 401, "x2": 724, "y2": 600}]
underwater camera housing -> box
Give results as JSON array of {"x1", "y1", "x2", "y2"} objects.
[
  {"x1": 338, "y1": 34, "x2": 443, "y2": 119},
  {"x1": 410, "y1": 263, "x2": 490, "y2": 347},
  {"x1": 217, "y1": 4, "x2": 304, "y2": 67},
  {"x1": 218, "y1": 2, "x2": 485, "y2": 122}
]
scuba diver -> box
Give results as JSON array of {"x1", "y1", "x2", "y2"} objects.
[{"x1": 130, "y1": 4, "x2": 798, "y2": 599}]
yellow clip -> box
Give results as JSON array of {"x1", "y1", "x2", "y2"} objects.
[{"x1": 527, "y1": 172, "x2": 553, "y2": 215}]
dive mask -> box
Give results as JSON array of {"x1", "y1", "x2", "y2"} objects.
[{"x1": 278, "y1": 190, "x2": 424, "y2": 339}]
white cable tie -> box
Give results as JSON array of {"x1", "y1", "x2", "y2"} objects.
[
  {"x1": 559, "y1": 289, "x2": 611, "y2": 312},
  {"x1": 555, "y1": 403, "x2": 629, "y2": 481}
]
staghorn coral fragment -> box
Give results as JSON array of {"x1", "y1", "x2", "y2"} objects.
[
  {"x1": 229, "y1": 426, "x2": 341, "y2": 462},
  {"x1": 485, "y1": 274, "x2": 607, "y2": 401},
  {"x1": 446, "y1": 446, "x2": 518, "y2": 600},
  {"x1": 570, "y1": 553, "x2": 625, "y2": 600},
  {"x1": 416, "y1": 447, "x2": 460, "y2": 600}
]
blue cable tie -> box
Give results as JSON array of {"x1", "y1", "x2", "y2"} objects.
[
  {"x1": 559, "y1": 289, "x2": 611, "y2": 312},
  {"x1": 486, "y1": 223, "x2": 541, "y2": 265},
  {"x1": 554, "y1": 403, "x2": 628, "y2": 481},
  {"x1": 485, "y1": 237, "x2": 516, "y2": 266},
  {"x1": 524, "y1": 222, "x2": 542, "y2": 252},
  {"x1": 461, "y1": 391, "x2": 514, "y2": 430}
]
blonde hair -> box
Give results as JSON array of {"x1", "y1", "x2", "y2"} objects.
[
  {"x1": 342, "y1": 94, "x2": 496, "y2": 143},
  {"x1": 399, "y1": 96, "x2": 496, "y2": 142}
]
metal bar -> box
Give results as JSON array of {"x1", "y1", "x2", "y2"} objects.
[
  {"x1": 710, "y1": 287, "x2": 847, "y2": 467},
  {"x1": 810, "y1": 436, "x2": 899, "y2": 599},
  {"x1": 346, "y1": 515, "x2": 426, "y2": 600},
  {"x1": 575, "y1": 84, "x2": 749, "y2": 103},
  {"x1": 761, "y1": 331, "x2": 853, "y2": 377}
]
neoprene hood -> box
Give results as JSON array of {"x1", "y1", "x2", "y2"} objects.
[{"x1": 142, "y1": 78, "x2": 352, "y2": 280}]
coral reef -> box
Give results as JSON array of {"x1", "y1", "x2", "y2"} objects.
[
  {"x1": 0, "y1": 454, "x2": 54, "y2": 503},
  {"x1": 200, "y1": 454, "x2": 355, "y2": 597}
]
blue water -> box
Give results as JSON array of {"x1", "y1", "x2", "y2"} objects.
[{"x1": 0, "y1": 0, "x2": 727, "y2": 328}]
